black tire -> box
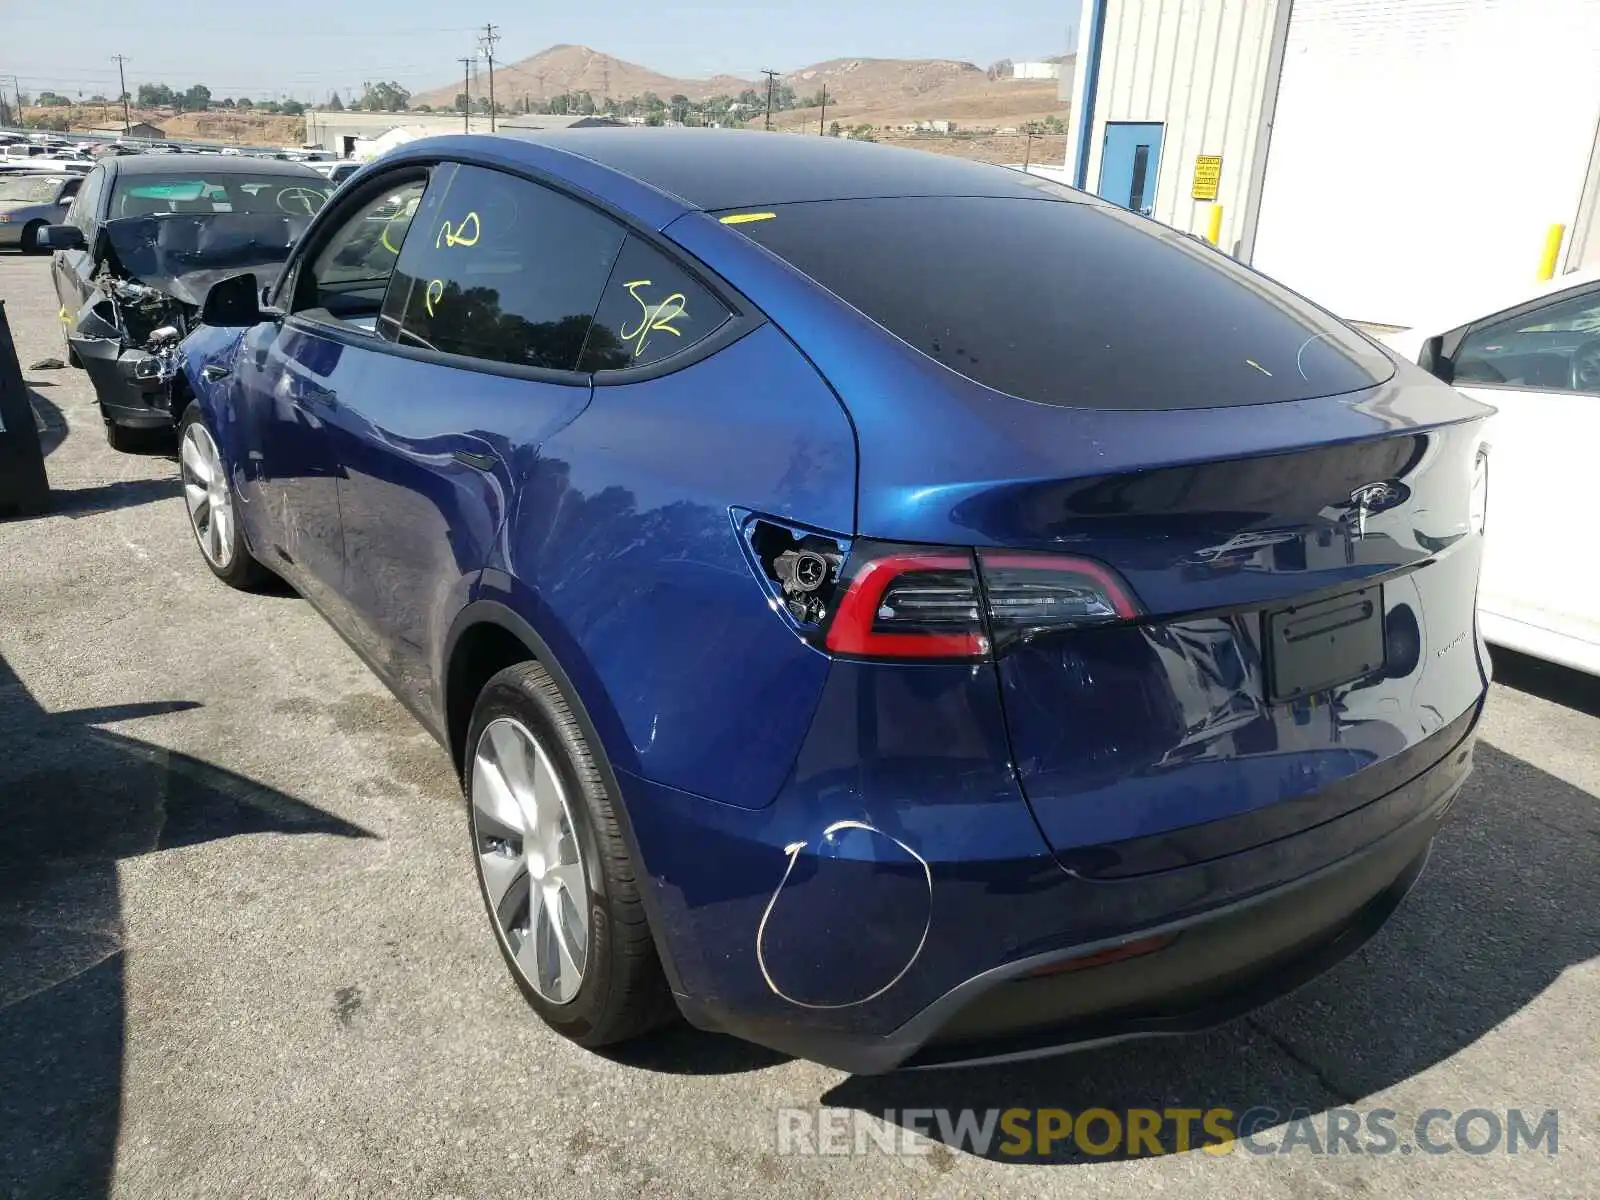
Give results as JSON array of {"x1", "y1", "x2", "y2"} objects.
[
  {"x1": 19, "y1": 221, "x2": 46, "y2": 255},
  {"x1": 465, "y1": 661, "x2": 673, "y2": 1047},
  {"x1": 176, "y1": 403, "x2": 269, "y2": 589}
]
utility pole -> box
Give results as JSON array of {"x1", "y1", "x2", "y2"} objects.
[
  {"x1": 761, "y1": 68, "x2": 779, "y2": 131},
  {"x1": 479, "y1": 22, "x2": 500, "y2": 132},
  {"x1": 458, "y1": 56, "x2": 473, "y2": 133},
  {"x1": 112, "y1": 54, "x2": 131, "y2": 134},
  {"x1": 601, "y1": 57, "x2": 610, "y2": 110},
  {"x1": 1023, "y1": 131, "x2": 1035, "y2": 173},
  {"x1": 818, "y1": 83, "x2": 827, "y2": 135}
]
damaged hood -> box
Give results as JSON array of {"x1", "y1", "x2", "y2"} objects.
[{"x1": 103, "y1": 212, "x2": 310, "y2": 306}]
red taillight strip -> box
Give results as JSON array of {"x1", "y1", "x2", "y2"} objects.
[
  {"x1": 978, "y1": 552, "x2": 1141, "y2": 619},
  {"x1": 824, "y1": 553, "x2": 988, "y2": 658}
]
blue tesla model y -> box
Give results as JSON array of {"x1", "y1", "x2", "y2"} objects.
[{"x1": 175, "y1": 130, "x2": 1492, "y2": 1072}]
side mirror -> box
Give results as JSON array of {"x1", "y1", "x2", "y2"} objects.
[
  {"x1": 200, "y1": 272, "x2": 267, "y2": 328},
  {"x1": 1417, "y1": 334, "x2": 1453, "y2": 384},
  {"x1": 36, "y1": 224, "x2": 85, "y2": 251}
]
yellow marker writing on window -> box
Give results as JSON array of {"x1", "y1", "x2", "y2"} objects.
[
  {"x1": 424, "y1": 279, "x2": 445, "y2": 317},
  {"x1": 619, "y1": 279, "x2": 688, "y2": 358},
  {"x1": 436, "y1": 211, "x2": 480, "y2": 249},
  {"x1": 718, "y1": 212, "x2": 776, "y2": 225}
]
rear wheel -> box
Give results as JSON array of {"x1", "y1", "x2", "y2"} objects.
[
  {"x1": 19, "y1": 221, "x2": 46, "y2": 255},
  {"x1": 465, "y1": 661, "x2": 673, "y2": 1047},
  {"x1": 177, "y1": 404, "x2": 266, "y2": 589}
]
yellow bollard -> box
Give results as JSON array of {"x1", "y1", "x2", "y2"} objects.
[
  {"x1": 1537, "y1": 224, "x2": 1566, "y2": 281},
  {"x1": 1206, "y1": 204, "x2": 1224, "y2": 247}
]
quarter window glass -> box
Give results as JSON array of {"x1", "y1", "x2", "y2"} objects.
[
  {"x1": 387, "y1": 164, "x2": 624, "y2": 371},
  {"x1": 1454, "y1": 288, "x2": 1600, "y2": 395},
  {"x1": 300, "y1": 178, "x2": 428, "y2": 327},
  {"x1": 581, "y1": 236, "x2": 731, "y2": 372},
  {"x1": 69, "y1": 167, "x2": 105, "y2": 231}
]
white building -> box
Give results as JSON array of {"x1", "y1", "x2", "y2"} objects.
[
  {"x1": 1065, "y1": 0, "x2": 1600, "y2": 327},
  {"x1": 1012, "y1": 61, "x2": 1061, "y2": 80}
]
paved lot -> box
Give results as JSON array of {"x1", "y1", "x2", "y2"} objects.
[{"x1": 1, "y1": 249, "x2": 1597, "y2": 1199}]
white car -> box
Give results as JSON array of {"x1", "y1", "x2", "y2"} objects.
[{"x1": 1383, "y1": 268, "x2": 1600, "y2": 676}]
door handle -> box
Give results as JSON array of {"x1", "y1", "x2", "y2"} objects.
[
  {"x1": 201, "y1": 364, "x2": 230, "y2": 382},
  {"x1": 451, "y1": 449, "x2": 498, "y2": 472}
]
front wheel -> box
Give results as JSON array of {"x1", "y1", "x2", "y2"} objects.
[
  {"x1": 465, "y1": 661, "x2": 673, "y2": 1047},
  {"x1": 19, "y1": 222, "x2": 46, "y2": 255},
  {"x1": 177, "y1": 404, "x2": 267, "y2": 589}
]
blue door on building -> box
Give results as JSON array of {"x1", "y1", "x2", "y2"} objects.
[{"x1": 1098, "y1": 122, "x2": 1165, "y2": 215}]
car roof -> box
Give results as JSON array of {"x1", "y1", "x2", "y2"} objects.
[
  {"x1": 492, "y1": 127, "x2": 1090, "y2": 211},
  {"x1": 109, "y1": 153, "x2": 325, "y2": 178}
]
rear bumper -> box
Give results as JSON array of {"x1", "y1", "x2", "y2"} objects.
[
  {"x1": 644, "y1": 694, "x2": 1479, "y2": 1074},
  {"x1": 684, "y1": 818, "x2": 1437, "y2": 1074}
]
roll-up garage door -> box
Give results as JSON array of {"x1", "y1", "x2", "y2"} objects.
[{"x1": 1250, "y1": 0, "x2": 1600, "y2": 328}]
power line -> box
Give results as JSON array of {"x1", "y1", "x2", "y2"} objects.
[{"x1": 479, "y1": 22, "x2": 500, "y2": 131}]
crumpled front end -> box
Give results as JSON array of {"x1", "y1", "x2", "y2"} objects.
[{"x1": 68, "y1": 275, "x2": 193, "y2": 428}]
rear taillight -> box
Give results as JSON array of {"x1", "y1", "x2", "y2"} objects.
[
  {"x1": 978, "y1": 551, "x2": 1140, "y2": 651},
  {"x1": 821, "y1": 540, "x2": 1139, "y2": 660},
  {"x1": 825, "y1": 548, "x2": 988, "y2": 658}
]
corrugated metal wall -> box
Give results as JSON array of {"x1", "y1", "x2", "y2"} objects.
[{"x1": 1075, "y1": 0, "x2": 1283, "y2": 252}]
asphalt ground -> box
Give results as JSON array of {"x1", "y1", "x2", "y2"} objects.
[{"x1": 1, "y1": 249, "x2": 1597, "y2": 1199}]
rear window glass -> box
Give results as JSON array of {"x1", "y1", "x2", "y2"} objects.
[
  {"x1": 110, "y1": 174, "x2": 330, "y2": 219},
  {"x1": 723, "y1": 197, "x2": 1392, "y2": 409}
]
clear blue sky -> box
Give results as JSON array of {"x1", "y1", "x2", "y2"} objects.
[{"x1": 1, "y1": 0, "x2": 1081, "y2": 103}]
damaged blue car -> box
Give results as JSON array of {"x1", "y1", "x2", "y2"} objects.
[{"x1": 174, "y1": 129, "x2": 1492, "y2": 1072}]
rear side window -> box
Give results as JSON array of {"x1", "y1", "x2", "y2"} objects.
[
  {"x1": 725, "y1": 197, "x2": 1394, "y2": 409},
  {"x1": 384, "y1": 163, "x2": 624, "y2": 371},
  {"x1": 581, "y1": 236, "x2": 731, "y2": 372},
  {"x1": 69, "y1": 166, "x2": 105, "y2": 230}
]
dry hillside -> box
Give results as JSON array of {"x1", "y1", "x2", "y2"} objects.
[
  {"x1": 21, "y1": 103, "x2": 304, "y2": 146},
  {"x1": 411, "y1": 44, "x2": 754, "y2": 109}
]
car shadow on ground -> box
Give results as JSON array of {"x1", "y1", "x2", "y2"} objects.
[
  {"x1": 1490, "y1": 646, "x2": 1600, "y2": 718},
  {"x1": 0, "y1": 651, "x2": 375, "y2": 1199}
]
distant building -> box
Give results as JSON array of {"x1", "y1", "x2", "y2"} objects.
[
  {"x1": 82, "y1": 121, "x2": 165, "y2": 140},
  {"x1": 1012, "y1": 61, "x2": 1060, "y2": 80}
]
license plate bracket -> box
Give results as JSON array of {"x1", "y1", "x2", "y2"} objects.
[{"x1": 1264, "y1": 585, "x2": 1385, "y2": 701}]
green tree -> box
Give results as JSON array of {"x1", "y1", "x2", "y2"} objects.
[
  {"x1": 356, "y1": 81, "x2": 411, "y2": 112},
  {"x1": 88, "y1": 93, "x2": 109, "y2": 104},
  {"x1": 454, "y1": 92, "x2": 469, "y2": 114},
  {"x1": 852, "y1": 123, "x2": 875, "y2": 142},
  {"x1": 645, "y1": 111, "x2": 664, "y2": 127},
  {"x1": 828, "y1": 120, "x2": 841, "y2": 136},
  {"x1": 260, "y1": 100, "x2": 282, "y2": 114},
  {"x1": 136, "y1": 82, "x2": 176, "y2": 107},
  {"x1": 576, "y1": 90, "x2": 596, "y2": 115},
  {"x1": 36, "y1": 91, "x2": 71, "y2": 107},
  {"x1": 326, "y1": 91, "x2": 345, "y2": 112},
  {"x1": 236, "y1": 97, "x2": 254, "y2": 111},
  {"x1": 413, "y1": 103, "x2": 432, "y2": 113},
  {"x1": 669, "y1": 93, "x2": 690, "y2": 124},
  {"x1": 280, "y1": 99, "x2": 305, "y2": 116},
  {"x1": 181, "y1": 84, "x2": 212, "y2": 112}
]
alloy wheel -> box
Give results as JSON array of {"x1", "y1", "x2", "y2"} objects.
[
  {"x1": 180, "y1": 422, "x2": 235, "y2": 570},
  {"x1": 471, "y1": 717, "x2": 591, "y2": 1005}
]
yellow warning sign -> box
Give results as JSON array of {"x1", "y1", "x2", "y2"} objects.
[{"x1": 1191, "y1": 155, "x2": 1223, "y2": 202}]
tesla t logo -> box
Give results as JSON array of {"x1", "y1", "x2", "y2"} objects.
[{"x1": 1345, "y1": 481, "x2": 1408, "y2": 540}]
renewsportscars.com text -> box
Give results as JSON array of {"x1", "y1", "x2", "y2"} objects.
[{"x1": 775, "y1": 1106, "x2": 1560, "y2": 1160}]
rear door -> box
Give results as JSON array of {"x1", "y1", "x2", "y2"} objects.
[
  {"x1": 320, "y1": 162, "x2": 625, "y2": 716},
  {"x1": 53, "y1": 164, "x2": 104, "y2": 318},
  {"x1": 1445, "y1": 280, "x2": 1600, "y2": 655}
]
